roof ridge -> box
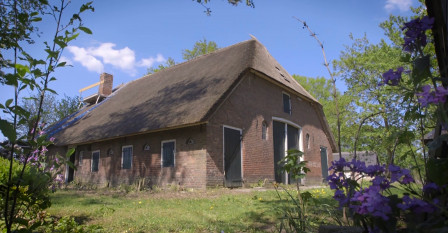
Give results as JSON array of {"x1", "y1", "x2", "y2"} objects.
[{"x1": 141, "y1": 38, "x2": 258, "y2": 79}]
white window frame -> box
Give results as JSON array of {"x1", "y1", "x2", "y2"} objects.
[
  {"x1": 222, "y1": 125, "x2": 244, "y2": 178},
  {"x1": 161, "y1": 140, "x2": 176, "y2": 168},
  {"x1": 282, "y1": 92, "x2": 292, "y2": 115},
  {"x1": 91, "y1": 150, "x2": 100, "y2": 172},
  {"x1": 121, "y1": 145, "x2": 133, "y2": 169},
  {"x1": 262, "y1": 121, "x2": 268, "y2": 140},
  {"x1": 79, "y1": 151, "x2": 83, "y2": 166},
  {"x1": 272, "y1": 117, "x2": 303, "y2": 184}
]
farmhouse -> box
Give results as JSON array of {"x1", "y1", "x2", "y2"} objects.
[{"x1": 47, "y1": 38, "x2": 337, "y2": 188}]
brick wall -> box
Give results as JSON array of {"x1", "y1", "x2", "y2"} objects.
[
  {"x1": 49, "y1": 125, "x2": 207, "y2": 189},
  {"x1": 206, "y1": 72, "x2": 334, "y2": 186},
  {"x1": 48, "y1": 73, "x2": 334, "y2": 189}
]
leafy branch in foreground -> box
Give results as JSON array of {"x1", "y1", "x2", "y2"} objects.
[{"x1": 0, "y1": 0, "x2": 93, "y2": 232}]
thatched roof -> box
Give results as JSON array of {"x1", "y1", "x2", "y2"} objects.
[{"x1": 49, "y1": 38, "x2": 335, "y2": 150}]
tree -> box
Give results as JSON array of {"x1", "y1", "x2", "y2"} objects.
[
  {"x1": 333, "y1": 2, "x2": 433, "y2": 168},
  {"x1": 146, "y1": 39, "x2": 219, "y2": 75},
  {"x1": 54, "y1": 94, "x2": 80, "y2": 122},
  {"x1": 194, "y1": 0, "x2": 255, "y2": 15},
  {"x1": 182, "y1": 38, "x2": 219, "y2": 61},
  {"x1": 293, "y1": 75, "x2": 355, "y2": 151},
  {"x1": 0, "y1": 1, "x2": 93, "y2": 231},
  {"x1": 20, "y1": 93, "x2": 80, "y2": 136},
  {"x1": 146, "y1": 57, "x2": 176, "y2": 75}
]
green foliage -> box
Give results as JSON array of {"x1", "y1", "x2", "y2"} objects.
[
  {"x1": 278, "y1": 149, "x2": 309, "y2": 181},
  {"x1": 0, "y1": 157, "x2": 51, "y2": 231},
  {"x1": 146, "y1": 38, "x2": 219, "y2": 75},
  {"x1": 182, "y1": 38, "x2": 219, "y2": 61},
  {"x1": 333, "y1": 32, "x2": 432, "y2": 168},
  {"x1": 293, "y1": 75, "x2": 355, "y2": 150},
  {"x1": 195, "y1": 0, "x2": 255, "y2": 7},
  {"x1": 427, "y1": 158, "x2": 448, "y2": 185},
  {"x1": 20, "y1": 93, "x2": 80, "y2": 135},
  {"x1": 0, "y1": 1, "x2": 94, "y2": 232},
  {"x1": 146, "y1": 57, "x2": 176, "y2": 74},
  {"x1": 37, "y1": 216, "x2": 103, "y2": 233}
]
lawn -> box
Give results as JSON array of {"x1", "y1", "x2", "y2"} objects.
[{"x1": 47, "y1": 186, "x2": 337, "y2": 232}]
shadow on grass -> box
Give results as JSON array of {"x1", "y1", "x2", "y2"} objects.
[{"x1": 73, "y1": 214, "x2": 93, "y2": 225}]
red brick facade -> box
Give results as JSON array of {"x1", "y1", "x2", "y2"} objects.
[
  {"x1": 62, "y1": 125, "x2": 207, "y2": 189},
  {"x1": 50, "y1": 72, "x2": 333, "y2": 188},
  {"x1": 206, "y1": 72, "x2": 333, "y2": 186}
]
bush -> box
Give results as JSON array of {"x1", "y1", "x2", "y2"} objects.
[
  {"x1": 0, "y1": 157, "x2": 52, "y2": 230},
  {"x1": 38, "y1": 216, "x2": 103, "y2": 233}
]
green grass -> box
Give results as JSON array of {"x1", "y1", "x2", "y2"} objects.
[{"x1": 47, "y1": 186, "x2": 338, "y2": 233}]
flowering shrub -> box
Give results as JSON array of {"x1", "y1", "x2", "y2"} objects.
[
  {"x1": 1, "y1": 124, "x2": 72, "y2": 230},
  {"x1": 327, "y1": 158, "x2": 446, "y2": 232},
  {"x1": 326, "y1": 13, "x2": 448, "y2": 232}
]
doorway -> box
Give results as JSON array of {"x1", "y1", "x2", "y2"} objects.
[
  {"x1": 223, "y1": 126, "x2": 242, "y2": 187},
  {"x1": 273, "y1": 120, "x2": 300, "y2": 184}
]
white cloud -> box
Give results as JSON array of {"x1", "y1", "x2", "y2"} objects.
[
  {"x1": 88, "y1": 43, "x2": 137, "y2": 75},
  {"x1": 59, "y1": 56, "x2": 73, "y2": 66},
  {"x1": 66, "y1": 43, "x2": 165, "y2": 76},
  {"x1": 385, "y1": 0, "x2": 412, "y2": 12},
  {"x1": 138, "y1": 54, "x2": 166, "y2": 67},
  {"x1": 67, "y1": 46, "x2": 104, "y2": 73}
]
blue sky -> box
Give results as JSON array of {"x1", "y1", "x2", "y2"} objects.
[{"x1": 0, "y1": 0, "x2": 418, "y2": 139}]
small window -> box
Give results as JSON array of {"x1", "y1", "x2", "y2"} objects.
[
  {"x1": 79, "y1": 151, "x2": 83, "y2": 166},
  {"x1": 122, "y1": 145, "x2": 133, "y2": 169},
  {"x1": 306, "y1": 133, "x2": 310, "y2": 149},
  {"x1": 91, "y1": 150, "x2": 100, "y2": 172},
  {"x1": 262, "y1": 121, "x2": 268, "y2": 140},
  {"x1": 283, "y1": 93, "x2": 291, "y2": 114},
  {"x1": 161, "y1": 140, "x2": 175, "y2": 167}
]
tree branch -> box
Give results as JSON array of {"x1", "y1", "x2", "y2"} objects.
[{"x1": 294, "y1": 16, "x2": 343, "y2": 157}]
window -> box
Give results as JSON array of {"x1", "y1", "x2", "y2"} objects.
[
  {"x1": 122, "y1": 145, "x2": 133, "y2": 169},
  {"x1": 306, "y1": 133, "x2": 310, "y2": 149},
  {"x1": 262, "y1": 121, "x2": 267, "y2": 140},
  {"x1": 161, "y1": 140, "x2": 175, "y2": 167},
  {"x1": 91, "y1": 150, "x2": 100, "y2": 172},
  {"x1": 79, "y1": 151, "x2": 83, "y2": 166},
  {"x1": 283, "y1": 93, "x2": 291, "y2": 114}
]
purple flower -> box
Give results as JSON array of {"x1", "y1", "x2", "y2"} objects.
[
  {"x1": 41, "y1": 146, "x2": 48, "y2": 154},
  {"x1": 389, "y1": 164, "x2": 415, "y2": 184},
  {"x1": 364, "y1": 164, "x2": 385, "y2": 177},
  {"x1": 349, "y1": 159, "x2": 366, "y2": 173},
  {"x1": 435, "y1": 86, "x2": 448, "y2": 102},
  {"x1": 350, "y1": 187, "x2": 392, "y2": 221},
  {"x1": 416, "y1": 85, "x2": 448, "y2": 107},
  {"x1": 417, "y1": 85, "x2": 432, "y2": 107},
  {"x1": 334, "y1": 189, "x2": 349, "y2": 207},
  {"x1": 401, "y1": 174, "x2": 415, "y2": 184},
  {"x1": 329, "y1": 157, "x2": 349, "y2": 172},
  {"x1": 327, "y1": 172, "x2": 348, "y2": 189},
  {"x1": 398, "y1": 195, "x2": 436, "y2": 214},
  {"x1": 423, "y1": 182, "x2": 440, "y2": 194},
  {"x1": 381, "y1": 67, "x2": 404, "y2": 86},
  {"x1": 372, "y1": 176, "x2": 390, "y2": 190},
  {"x1": 55, "y1": 174, "x2": 64, "y2": 183},
  {"x1": 49, "y1": 137, "x2": 55, "y2": 142},
  {"x1": 402, "y1": 16, "x2": 434, "y2": 52}
]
